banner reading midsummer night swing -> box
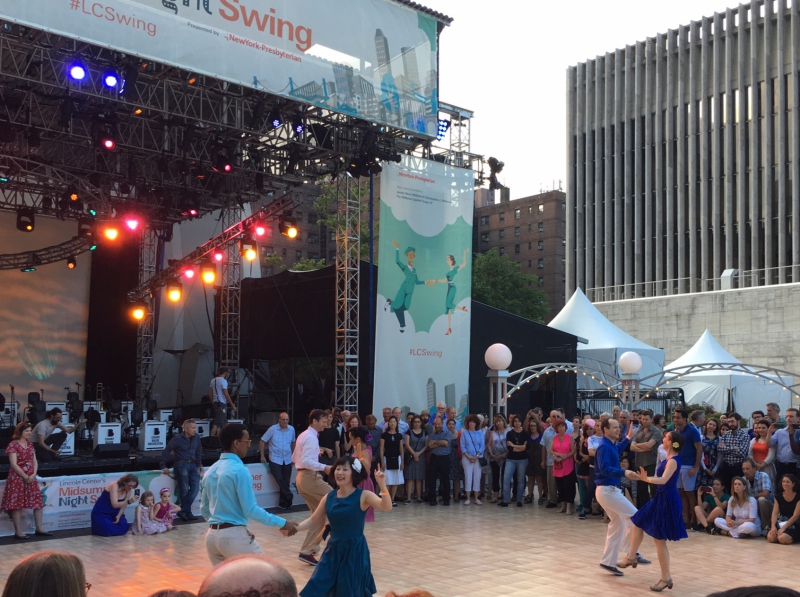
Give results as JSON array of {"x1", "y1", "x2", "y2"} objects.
[{"x1": 373, "y1": 156, "x2": 474, "y2": 420}]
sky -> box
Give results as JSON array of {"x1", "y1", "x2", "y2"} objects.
[{"x1": 428, "y1": 0, "x2": 743, "y2": 200}]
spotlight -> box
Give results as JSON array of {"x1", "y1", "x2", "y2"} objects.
[
  {"x1": 436, "y1": 119, "x2": 450, "y2": 140},
  {"x1": 67, "y1": 256, "x2": 77, "y2": 269},
  {"x1": 267, "y1": 107, "x2": 282, "y2": 129},
  {"x1": 183, "y1": 267, "x2": 195, "y2": 279},
  {"x1": 65, "y1": 186, "x2": 80, "y2": 203},
  {"x1": 166, "y1": 281, "x2": 182, "y2": 302},
  {"x1": 21, "y1": 265, "x2": 36, "y2": 273},
  {"x1": 130, "y1": 303, "x2": 147, "y2": 321},
  {"x1": 279, "y1": 216, "x2": 298, "y2": 239},
  {"x1": 200, "y1": 261, "x2": 216, "y2": 284},
  {"x1": 103, "y1": 226, "x2": 119, "y2": 241},
  {"x1": 292, "y1": 116, "x2": 305, "y2": 136},
  {"x1": 96, "y1": 130, "x2": 116, "y2": 151},
  {"x1": 119, "y1": 64, "x2": 139, "y2": 96},
  {"x1": 16, "y1": 208, "x2": 35, "y2": 232},
  {"x1": 212, "y1": 251, "x2": 224, "y2": 263},
  {"x1": 103, "y1": 72, "x2": 119, "y2": 87},
  {"x1": 239, "y1": 237, "x2": 257, "y2": 261},
  {"x1": 213, "y1": 153, "x2": 232, "y2": 174},
  {"x1": 78, "y1": 218, "x2": 94, "y2": 238},
  {"x1": 254, "y1": 224, "x2": 266, "y2": 237},
  {"x1": 124, "y1": 216, "x2": 140, "y2": 231},
  {"x1": 68, "y1": 63, "x2": 86, "y2": 81}
]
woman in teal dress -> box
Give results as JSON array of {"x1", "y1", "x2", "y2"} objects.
[
  {"x1": 428, "y1": 249, "x2": 469, "y2": 335},
  {"x1": 298, "y1": 456, "x2": 393, "y2": 597}
]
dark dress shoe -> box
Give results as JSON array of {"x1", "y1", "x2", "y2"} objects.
[
  {"x1": 34, "y1": 530, "x2": 53, "y2": 537},
  {"x1": 14, "y1": 534, "x2": 28, "y2": 540},
  {"x1": 599, "y1": 564, "x2": 624, "y2": 576},
  {"x1": 177, "y1": 512, "x2": 189, "y2": 521},
  {"x1": 186, "y1": 514, "x2": 199, "y2": 521}
]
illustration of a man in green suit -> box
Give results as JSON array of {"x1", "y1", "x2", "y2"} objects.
[{"x1": 384, "y1": 239, "x2": 425, "y2": 333}]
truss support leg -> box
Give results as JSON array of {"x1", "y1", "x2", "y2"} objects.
[
  {"x1": 220, "y1": 205, "x2": 244, "y2": 402},
  {"x1": 335, "y1": 176, "x2": 361, "y2": 412},
  {"x1": 135, "y1": 227, "x2": 158, "y2": 403}
]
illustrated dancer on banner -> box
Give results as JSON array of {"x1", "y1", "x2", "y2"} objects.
[
  {"x1": 428, "y1": 249, "x2": 469, "y2": 335},
  {"x1": 594, "y1": 418, "x2": 650, "y2": 576},
  {"x1": 384, "y1": 239, "x2": 425, "y2": 333},
  {"x1": 618, "y1": 430, "x2": 688, "y2": 592}
]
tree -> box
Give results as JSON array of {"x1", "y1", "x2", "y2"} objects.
[
  {"x1": 313, "y1": 177, "x2": 379, "y2": 261},
  {"x1": 472, "y1": 248, "x2": 550, "y2": 323},
  {"x1": 290, "y1": 257, "x2": 327, "y2": 271}
]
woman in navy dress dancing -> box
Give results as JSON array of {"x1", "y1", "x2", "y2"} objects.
[
  {"x1": 619, "y1": 430, "x2": 688, "y2": 592},
  {"x1": 297, "y1": 456, "x2": 392, "y2": 596}
]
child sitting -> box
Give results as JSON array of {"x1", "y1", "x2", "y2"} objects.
[
  {"x1": 134, "y1": 490, "x2": 170, "y2": 535},
  {"x1": 154, "y1": 488, "x2": 180, "y2": 527}
]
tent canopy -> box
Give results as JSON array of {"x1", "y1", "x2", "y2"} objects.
[{"x1": 548, "y1": 289, "x2": 665, "y2": 388}]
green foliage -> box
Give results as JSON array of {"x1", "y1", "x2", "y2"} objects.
[
  {"x1": 290, "y1": 257, "x2": 327, "y2": 271},
  {"x1": 262, "y1": 254, "x2": 285, "y2": 271},
  {"x1": 313, "y1": 178, "x2": 379, "y2": 261},
  {"x1": 472, "y1": 248, "x2": 549, "y2": 323}
]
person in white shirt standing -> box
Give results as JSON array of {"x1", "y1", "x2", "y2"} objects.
[
  {"x1": 293, "y1": 409, "x2": 334, "y2": 566},
  {"x1": 210, "y1": 367, "x2": 237, "y2": 437},
  {"x1": 260, "y1": 412, "x2": 296, "y2": 511}
]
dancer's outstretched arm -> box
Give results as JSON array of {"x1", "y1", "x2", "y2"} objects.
[
  {"x1": 635, "y1": 458, "x2": 678, "y2": 486},
  {"x1": 296, "y1": 494, "x2": 329, "y2": 531},
  {"x1": 362, "y1": 466, "x2": 393, "y2": 512}
]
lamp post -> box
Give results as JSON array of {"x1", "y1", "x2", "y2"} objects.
[
  {"x1": 618, "y1": 351, "x2": 643, "y2": 406},
  {"x1": 485, "y1": 344, "x2": 512, "y2": 418}
]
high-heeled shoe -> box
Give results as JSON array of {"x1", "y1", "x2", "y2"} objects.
[
  {"x1": 650, "y1": 578, "x2": 673, "y2": 592},
  {"x1": 445, "y1": 328, "x2": 452, "y2": 335},
  {"x1": 616, "y1": 556, "x2": 638, "y2": 569}
]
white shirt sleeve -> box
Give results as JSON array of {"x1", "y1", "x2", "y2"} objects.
[{"x1": 295, "y1": 430, "x2": 326, "y2": 471}]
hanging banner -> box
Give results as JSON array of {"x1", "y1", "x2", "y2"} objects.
[
  {"x1": 373, "y1": 156, "x2": 474, "y2": 420},
  {"x1": 1, "y1": 0, "x2": 441, "y2": 136},
  {"x1": 0, "y1": 464, "x2": 304, "y2": 537}
]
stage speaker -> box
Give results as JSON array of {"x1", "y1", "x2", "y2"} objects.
[
  {"x1": 201, "y1": 436, "x2": 220, "y2": 449},
  {"x1": 93, "y1": 443, "x2": 129, "y2": 459}
]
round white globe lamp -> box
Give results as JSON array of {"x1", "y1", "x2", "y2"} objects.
[
  {"x1": 618, "y1": 351, "x2": 643, "y2": 375},
  {"x1": 485, "y1": 343, "x2": 512, "y2": 371}
]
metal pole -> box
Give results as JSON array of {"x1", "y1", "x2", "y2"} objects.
[{"x1": 369, "y1": 173, "x2": 375, "y2": 385}]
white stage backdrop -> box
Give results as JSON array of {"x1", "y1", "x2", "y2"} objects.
[
  {"x1": 1, "y1": 0, "x2": 441, "y2": 136},
  {"x1": 0, "y1": 464, "x2": 305, "y2": 537},
  {"x1": 373, "y1": 156, "x2": 474, "y2": 419}
]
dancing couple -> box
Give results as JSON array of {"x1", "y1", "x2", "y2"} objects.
[{"x1": 595, "y1": 418, "x2": 687, "y2": 592}]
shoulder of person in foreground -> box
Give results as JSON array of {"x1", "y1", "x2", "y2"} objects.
[
  {"x1": 385, "y1": 591, "x2": 438, "y2": 597},
  {"x1": 198, "y1": 554, "x2": 297, "y2": 597}
]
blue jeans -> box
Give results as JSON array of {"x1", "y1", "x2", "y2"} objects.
[
  {"x1": 503, "y1": 458, "x2": 528, "y2": 504},
  {"x1": 174, "y1": 461, "x2": 201, "y2": 516}
]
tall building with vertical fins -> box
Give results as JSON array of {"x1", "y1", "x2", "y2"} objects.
[
  {"x1": 375, "y1": 29, "x2": 392, "y2": 79},
  {"x1": 566, "y1": 0, "x2": 800, "y2": 302}
]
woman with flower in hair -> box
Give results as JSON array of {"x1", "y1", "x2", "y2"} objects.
[{"x1": 297, "y1": 456, "x2": 392, "y2": 597}]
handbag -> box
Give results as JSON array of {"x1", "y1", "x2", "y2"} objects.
[{"x1": 466, "y1": 431, "x2": 488, "y2": 467}]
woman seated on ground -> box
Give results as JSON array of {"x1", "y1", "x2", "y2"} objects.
[
  {"x1": 767, "y1": 474, "x2": 800, "y2": 545},
  {"x1": 693, "y1": 477, "x2": 730, "y2": 533},
  {"x1": 91, "y1": 473, "x2": 139, "y2": 536},
  {"x1": 1, "y1": 550, "x2": 88, "y2": 597},
  {"x1": 713, "y1": 476, "x2": 760, "y2": 538}
]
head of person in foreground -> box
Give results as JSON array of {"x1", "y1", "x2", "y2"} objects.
[{"x1": 197, "y1": 554, "x2": 297, "y2": 597}]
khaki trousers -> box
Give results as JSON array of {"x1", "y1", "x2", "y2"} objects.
[
  {"x1": 205, "y1": 526, "x2": 263, "y2": 566},
  {"x1": 296, "y1": 470, "x2": 332, "y2": 555}
]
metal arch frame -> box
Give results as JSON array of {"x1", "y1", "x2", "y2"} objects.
[
  {"x1": 505, "y1": 362, "x2": 622, "y2": 401},
  {"x1": 0, "y1": 234, "x2": 91, "y2": 269},
  {"x1": 640, "y1": 363, "x2": 800, "y2": 401}
]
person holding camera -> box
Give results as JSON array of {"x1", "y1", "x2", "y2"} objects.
[{"x1": 91, "y1": 474, "x2": 140, "y2": 536}]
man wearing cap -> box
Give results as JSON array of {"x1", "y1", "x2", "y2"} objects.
[{"x1": 384, "y1": 239, "x2": 425, "y2": 333}]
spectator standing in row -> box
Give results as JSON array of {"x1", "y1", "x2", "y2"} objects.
[
  {"x1": 542, "y1": 410, "x2": 573, "y2": 509},
  {"x1": 161, "y1": 419, "x2": 203, "y2": 521},
  {"x1": 447, "y1": 418, "x2": 463, "y2": 504},
  {"x1": 404, "y1": 416, "x2": 427, "y2": 503},
  {"x1": 717, "y1": 413, "x2": 751, "y2": 492},
  {"x1": 768, "y1": 408, "x2": 799, "y2": 485},
  {"x1": 426, "y1": 416, "x2": 451, "y2": 506},
  {"x1": 630, "y1": 410, "x2": 662, "y2": 508},
  {"x1": 765, "y1": 402, "x2": 786, "y2": 426},
  {"x1": 381, "y1": 416, "x2": 405, "y2": 506},
  {"x1": 523, "y1": 413, "x2": 545, "y2": 504},
  {"x1": 697, "y1": 418, "x2": 721, "y2": 488},
  {"x1": 486, "y1": 414, "x2": 508, "y2": 503},
  {"x1": 318, "y1": 412, "x2": 340, "y2": 487},
  {"x1": 748, "y1": 411, "x2": 765, "y2": 440},
  {"x1": 365, "y1": 415, "x2": 383, "y2": 479},
  {"x1": 460, "y1": 414, "x2": 485, "y2": 505},
  {"x1": 259, "y1": 412, "x2": 296, "y2": 511},
  {"x1": 550, "y1": 420, "x2": 577, "y2": 514},
  {"x1": 671, "y1": 409, "x2": 702, "y2": 526},
  {"x1": 444, "y1": 406, "x2": 462, "y2": 431},
  {"x1": 499, "y1": 415, "x2": 528, "y2": 508},
  {"x1": 749, "y1": 419, "x2": 776, "y2": 486}
]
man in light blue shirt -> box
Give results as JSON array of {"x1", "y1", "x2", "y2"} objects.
[
  {"x1": 202, "y1": 423, "x2": 298, "y2": 565},
  {"x1": 381, "y1": 407, "x2": 410, "y2": 434},
  {"x1": 259, "y1": 412, "x2": 296, "y2": 511}
]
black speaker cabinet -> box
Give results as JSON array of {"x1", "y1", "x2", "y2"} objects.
[{"x1": 93, "y1": 443, "x2": 129, "y2": 459}]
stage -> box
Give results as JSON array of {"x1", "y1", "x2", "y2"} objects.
[{"x1": 0, "y1": 497, "x2": 796, "y2": 597}]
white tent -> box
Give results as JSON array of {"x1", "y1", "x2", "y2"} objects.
[
  {"x1": 548, "y1": 289, "x2": 665, "y2": 389},
  {"x1": 663, "y1": 329, "x2": 791, "y2": 414}
]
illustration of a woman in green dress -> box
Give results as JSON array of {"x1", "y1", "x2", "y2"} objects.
[{"x1": 427, "y1": 249, "x2": 469, "y2": 335}]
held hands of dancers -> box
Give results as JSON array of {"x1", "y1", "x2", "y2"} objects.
[{"x1": 280, "y1": 520, "x2": 299, "y2": 537}]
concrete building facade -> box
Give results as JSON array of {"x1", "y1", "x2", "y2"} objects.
[
  {"x1": 567, "y1": 0, "x2": 800, "y2": 303},
  {"x1": 474, "y1": 190, "x2": 567, "y2": 319}
]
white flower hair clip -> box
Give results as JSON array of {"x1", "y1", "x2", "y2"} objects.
[{"x1": 352, "y1": 458, "x2": 363, "y2": 473}]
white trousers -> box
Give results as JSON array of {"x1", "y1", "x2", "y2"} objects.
[
  {"x1": 205, "y1": 526, "x2": 263, "y2": 566},
  {"x1": 713, "y1": 518, "x2": 760, "y2": 538},
  {"x1": 462, "y1": 455, "x2": 482, "y2": 492},
  {"x1": 595, "y1": 485, "x2": 638, "y2": 566}
]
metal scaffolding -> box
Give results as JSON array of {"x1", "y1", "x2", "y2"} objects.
[
  {"x1": 335, "y1": 175, "x2": 361, "y2": 412},
  {"x1": 135, "y1": 228, "x2": 158, "y2": 402},
  {"x1": 219, "y1": 204, "x2": 244, "y2": 395}
]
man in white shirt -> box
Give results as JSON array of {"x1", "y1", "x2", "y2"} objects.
[
  {"x1": 260, "y1": 412, "x2": 296, "y2": 511},
  {"x1": 210, "y1": 367, "x2": 237, "y2": 436},
  {"x1": 293, "y1": 409, "x2": 333, "y2": 566}
]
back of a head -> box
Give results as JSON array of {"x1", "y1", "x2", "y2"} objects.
[
  {"x1": 385, "y1": 591, "x2": 438, "y2": 597},
  {"x1": 147, "y1": 591, "x2": 196, "y2": 597},
  {"x1": 708, "y1": 587, "x2": 800, "y2": 597},
  {"x1": 198, "y1": 554, "x2": 297, "y2": 597},
  {"x1": 2, "y1": 551, "x2": 85, "y2": 597}
]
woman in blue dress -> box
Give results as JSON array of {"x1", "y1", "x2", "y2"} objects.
[
  {"x1": 298, "y1": 456, "x2": 393, "y2": 597},
  {"x1": 619, "y1": 430, "x2": 688, "y2": 592},
  {"x1": 427, "y1": 249, "x2": 469, "y2": 335},
  {"x1": 91, "y1": 473, "x2": 140, "y2": 536}
]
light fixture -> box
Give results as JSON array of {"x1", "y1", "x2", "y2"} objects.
[
  {"x1": 103, "y1": 71, "x2": 119, "y2": 87},
  {"x1": 436, "y1": 119, "x2": 450, "y2": 140},
  {"x1": 97, "y1": 132, "x2": 116, "y2": 151},
  {"x1": 124, "y1": 216, "x2": 140, "y2": 231},
  {"x1": 292, "y1": 116, "x2": 305, "y2": 136},
  {"x1": 68, "y1": 63, "x2": 86, "y2": 81},
  {"x1": 254, "y1": 224, "x2": 266, "y2": 237},
  {"x1": 103, "y1": 226, "x2": 119, "y2": 241},
  {"x1": 183, "y1": 267, "x2": 195, "y2": 279},
  {"x1": 212, "y1": 251, "x2": 224, "y2": 263},
  {"x1": 16, "y1": 208, "x2": 35, "y2": 232},
  {"x1": 213, "y1": 153, "x2": 232, "y2": 174},
  {"x1": 130, "y1": 303, "x2": 147, "y2": 321},
  {"x1": 239, "y1": 237, "x2": 257, "y2": 261},
  {"x1": 166, "y1": 281, "x2": 182, "y2": 302},
  {"x1": 267, "y1": 107, "x2": 282, "y2": 129},
  {"x1": 279, "y1": 215, "x2": 298, "y2": 239},
  {"x1": 67, "y1": 256, "x2": 77, "y2": 269},
  {"x1": 200, "y1": 261, "x2": 216, "y2": 284},
  {"x1": 78, "y1": 218, "x2": 94, "y2": 238},
  {"x1": 119, "y1": 64, "x2": 139, "y2": 96}
]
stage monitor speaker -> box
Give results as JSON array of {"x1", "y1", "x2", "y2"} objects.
[
  {"x1": 93, "y1": 443, "x2": 129, "y2": 459},
  {"x1": 201, "y1": 436, "x2": 220, "y2": 449}
]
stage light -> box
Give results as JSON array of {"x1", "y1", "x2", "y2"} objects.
[
  {"x1": 69, "y1": 63, "x2": 86, "y2": 81},
  {"x1": 78, "y1": 218, "x2": 94, "y2": 238},
  {"x1": 183, "y1": 267, "x2": 195, "y2": 279},
  {"x1": 254, "y1": 224, "x2": 266, "y2": 237},
  {"x1": 125, "y1": 216, "x2": 140, "y2": 231},
  {"x1": 279, "y1": 216, "x2": 298, "y2": 239},
  {"x1": 67, "y1": 256, "x2": 77, "y2": 269},
  {"x1": 239, "y1": 237, "x2": 257, "y2": 261},
  {"x1": 21, "y1": 265, "x2": 36, "y2": 273},
  {"x1": 16, "y1": 208, "x2": 35, "y2": 232},
  {"x1": 130, "y1": 303, "x2": 147, "y2": 321},
  {"x1": 213, "y1": 251, "x2": 224, "y2": 263},
  {"x1": 103, "y1": 72, "x2": 119, "y2": 87},
  {"x1": 436, "y1": 119, "x2": 451, "y2": 140},
  {"x1": 166, "y1": 281, "x2": 182, "y2": 302},
  {"x1": 267, "y1": 107, "x2": 282, "y2": 129},
  {"x1": 200, "y1": 262, "x2": 216, "y2": 284},
  {"x1": 213, "y1": 153, "x2": 232, "y2": 174},
  {"x1": 97, "y1": 133, "x2": 116, "y2": 151},
  {"x1": 292, "y1": 116, "x2": 305, "y2": 136},
  {"x1": 103, "y1": 226, "x2": 119, "y2": 241},
  {"x1": 0, "y1": 174, "x2": 9, "y2": 183}
]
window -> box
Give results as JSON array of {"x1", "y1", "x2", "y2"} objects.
[
  {"x1": 528, "y1": 260, "x2": 532, "y2": 268},
  {"x1": 309, "y1": 252, "x2": 319, "y2": 260},
  {"x1": 499, "y1": 229, "x2": 505, "y2": 239},
  {"x1": 562, "y1": 239, "x2": 566, "y2": 246},
  {"x1": 499, "y1": 212, "x2": 505, "y2": 222},
  {"x1": 514, "y1": 227, "x2": 520, "y2": 237},
  {"x1": 308, "y1": 234, "x2": 319, "y2": 244},
  {"x1": 481, "y1": 232, "x2": 490, "y2": 242},
  {"x1": 538, "y1": 240, "x2": 544, "y2": 250},
  {"x1": 282, "y1": 248, "x2": 287, "y2": 256},
  {"x1": 561, "y1": 202, "x2": 566, "y2": 211},
  {"x1": 538, "y1": 204, "x2": 544, "y2": 214},
  {"x1": 528, "y1": 206, "x2": 533, "y2": 214},
  {"x1": 562, "y1": 220, "x2": 566, "y2": 229},
  {"x1": 538, "y1": 258, "x2": 544, "y2": 269},
  {"x1": 264, "y1": 246, "x2": 275, "y2": 256},
  {"x1": 528, "y1": 242, "x2": 532, "y2": 250},
  {"x1": 514, "y1": 244, "x2": 520, "y2": 254},
  {"x1": 480, "y1": 216, "x2": 489, "y2": 226},
  {"x1": 307, "y1": 212, "x2": 317, "y2": 224},
  {"x1": 296, "y1": 250, "x2": 303, "y2": 259},
  {"x1": 562, "y1": 274, "x2": 566, "y2": 283},
  {"x1": 499, "y1": 247, "x2": 505, "y2": 255},
  {"x1": 514, "y1": 209, "x2": 521, "y2": 219},
  {"x1": 538, "y1": 277, "x2": 545, "y2": 287},
  {"x1": 538, "y1": 222, "x2": 544, "y2": 232}
]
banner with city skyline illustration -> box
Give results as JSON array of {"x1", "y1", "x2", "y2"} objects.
[{"x1": 373, "y1": 155, "x2": 474, "y2": 421}]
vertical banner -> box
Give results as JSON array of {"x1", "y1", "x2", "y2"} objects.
[{"x1": 374, "y1": 156, "x2": 475, "y2": 419}]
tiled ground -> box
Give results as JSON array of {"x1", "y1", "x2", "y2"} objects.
[{"x1": 1, "y1": 500, "x2": 798, "y2": 597}]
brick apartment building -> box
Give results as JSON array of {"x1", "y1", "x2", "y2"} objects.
[{"x1": 473, "y1": 189, "x2": 567, "y2": 321}]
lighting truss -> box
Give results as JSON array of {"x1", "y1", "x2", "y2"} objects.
[{"x1": 0, "y1": 235, "x2": 91, "y2": 270}]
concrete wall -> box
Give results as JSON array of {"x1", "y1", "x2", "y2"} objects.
[{"x1": 593, "y1": 284, "x2": 800, "y2": 404}]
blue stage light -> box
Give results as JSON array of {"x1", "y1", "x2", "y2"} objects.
[
  {"x1": 436, "y1": 119, "x2": 451, "y2": 141},
  {"x1": 69, "y1": 63, "x2": 86, "y2": 81},
  {"x1": 104, "y1": 72, "x2": 119, "y2": 87}
]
